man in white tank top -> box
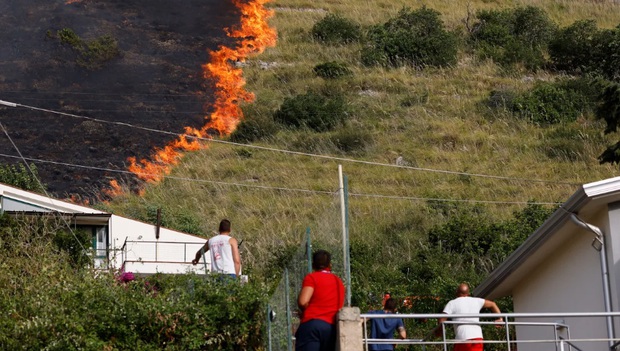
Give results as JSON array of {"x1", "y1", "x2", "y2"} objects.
[{"x1": 191, "y1": 219, "x2": 241, "y2": 277}]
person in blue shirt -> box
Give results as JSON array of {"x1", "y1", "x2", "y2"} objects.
[{"x1": 367, "y1": 297, "x2": 407, "y2": 350}]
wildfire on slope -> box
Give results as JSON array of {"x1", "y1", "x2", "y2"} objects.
[{"x1": 105, "y1": 0, "x2": 277, "y2": 196}]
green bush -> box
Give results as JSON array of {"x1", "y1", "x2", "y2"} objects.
[
  {"x1": 0, "y1": 163, "x2": 44, "y2": 192},
  {"x1": 470, "y1": 6, "x2": 557, "y2": 70},
  {"x1": 57, "y1": 28, "x2": 82, "y2": 48},
  {"x1": 548, "y1": 20, "x2": 600, "y2": 74},
  {"x1": 311, "y1": 14, "x2": 362, "y2": 44},
  {"x1": 273, "y1": 91, "x2": 347, "y2": 132},
  {"x1": 78, "y1": 35, "x2": 120, "y2": 70},
  {"x1": 229, "y1": 116, "x2": 279, "y2": 142},
  {"x1": 594, "y1": 25, "x2": 620, "y2": 81},
  {"x1": 0, "y1": 215, "x2": 269, "y2": 350},
  {"x1": 56, "y1": 28, "x2": 120, "y2": 70},
  {"x1": 361, "y1": 7, "x2": 459, "y2": 68},
  {"x1": 512, "y1": 80, "x2": 591, "y2": 124},
  {"x1": 313, "y1": 61, "x2": 352, "y2": 79}
]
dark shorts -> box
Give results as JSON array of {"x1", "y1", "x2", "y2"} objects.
[{"x1": 295, "y1": 319, "x2": 337, "y2": 351}]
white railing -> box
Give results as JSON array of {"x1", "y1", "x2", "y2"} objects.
[
  {"x1": 361, "y1": 312, "x2": 620, "y2": 351},
  {"x1": 116, "y1": 240, "x2": 208, "y2": 274}
]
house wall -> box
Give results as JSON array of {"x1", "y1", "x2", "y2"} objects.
[
  {"x1": 512, "y1": 219, "x2": 608, "y2": 351},
  {"x1": 606, "y1": 201, "x2": 620, "y2": 339},
  {"x1": 108, "y1": 215, "x2": 209, "y2": 275}
]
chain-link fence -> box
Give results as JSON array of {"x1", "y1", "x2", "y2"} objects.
[{"x1": 265, "y1": 191, "x2": 347, "y2": 351}]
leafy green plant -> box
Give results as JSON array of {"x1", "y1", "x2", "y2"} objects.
[
  {"x1": 361, "y1": 6, "x2": 459, "y2": 68},
  {"x1": 273, "y1": 90, "x2": 347, "y2": 132},
  {"x1": 55, "y1": 28, "x2": 120, "y2": 70},
  {"x1": 229, "y1": 115, "x2": 279, "y2": 142},
  {"x1": 0, "y1": 163, "x2": 44, "y2": 192},
  {"x1": 313, "y1": 61, "x2": 352, "y2": 79},
  {"x1": 311, "y1": 14, "x2": 362, "y2": 44},
  {"x1": 470, "y1": 6, "x2": 557, "y2": 70},
  {"x1": 512, "y1": 80, "x2": 591, "y2": 125},
  {"x1": 594, "y1": 25, "x2": 620, "y2": 81},
  {"x1": 548, "y1": 20, "x2": 600, "y2": 74}
]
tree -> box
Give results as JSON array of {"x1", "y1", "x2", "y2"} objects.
[{"x1": 596, "y1": 81, "x2": 620, "y2": 165}]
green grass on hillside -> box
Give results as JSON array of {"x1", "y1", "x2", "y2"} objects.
[{"x1": 104, "y1": 0, "x2": 620, "y2": 279}]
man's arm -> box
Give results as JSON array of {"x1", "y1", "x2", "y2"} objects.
[
  {"x1": 191, "y1": 242, "x2": 209, "y2": 265},
  {"x1": 298, "y1": 286, "x2": 314, "y2": 310},
  {"x1": 229, "y1": 237, "x2": 241, "y2": 276},
  {"x1": 483, "y1": 299, "x2": 503, "y2": 323},
  {"x1": 434, "y1": 315, "x2": 448, "y2": 337},
  {"x1": 397, "y1": 325, "x2": 406, "y2": 339}
]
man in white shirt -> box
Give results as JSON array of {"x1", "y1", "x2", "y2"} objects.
[
  {"x1": 191, "y1": 219, "x2": 241, "y2": 277},
  {"x1": 434, "y1": 283, "x2": 502, "y2": 351}
]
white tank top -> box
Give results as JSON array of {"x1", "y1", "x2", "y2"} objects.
[{"x1": 208, "y1": 234, "x2": 235, "y2": 274}]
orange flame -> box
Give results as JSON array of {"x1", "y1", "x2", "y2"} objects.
[{"x1": 108, "y1": 0, "x2": 276, "y2": 195}]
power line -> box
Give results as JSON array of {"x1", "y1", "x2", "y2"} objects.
[
  {"x1": 0, "y1": 152, "x2": 565, "y2": 206},
  {"x1": 0, "y1": 123, "x2": 89, "y2": 256},
  {"x1": 0, "y1": 99, "x2": 582, "y2": 186}
]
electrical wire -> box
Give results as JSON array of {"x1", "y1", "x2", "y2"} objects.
[
  {"x1": 0, "y1": 123, "x2": 89, "y2": 255},
  {"x1": 0, "y1": 152, "x2": 565, "y2": 205},
  {"x1": 0, "y1": 99, "x2": 582, "y2": 186}
]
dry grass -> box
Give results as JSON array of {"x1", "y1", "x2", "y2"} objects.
[{"x1": 104, "y1": 0, "x2": 620, "y2": 271}]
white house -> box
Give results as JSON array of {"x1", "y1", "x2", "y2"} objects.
[
  {"x1": 475, "y1": 176, "x2": 620, "y2": 350},
  {"x1": 0, "y1": 182, "x2": 210, "y2": 275}
]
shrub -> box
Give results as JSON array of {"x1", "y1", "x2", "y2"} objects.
[
  {"x1": 512, "y1": 80, "x2": 591, "y2": 125},
  {"x1": 361, "y1": 7, "x2": 459, "y2": 68},
  {"x1": 78, "y1": 35, "x2": 120, "y2": 70},
  {"x1": 594, "y1": 25, "x2": 620, "y2": 81},
  {"x1": 311, "y1": 14, "x2": 362, "y2": 44},
  {"x1": 313, "y1": 61, "x2": 352, "y2": 79},
  {"x1": 470, "y1": 6, "x2": 556, "y2": 70},
  {"x1": 229, "y1": 116, "x2": 279, "y2": 142},
  {"x1": 0, "y1": 163, "x2": 44, "y2": 192},
  {"x1": 548, "y1": 20, "x2": 600, "y2": 74},
  {"x1": 273, "y1": 91, "x2": 347, "y2": 132},
  {"x1": 56, "y1": 28, "x2": 120, "y2": 70}
]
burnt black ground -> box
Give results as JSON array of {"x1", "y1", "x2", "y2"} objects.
[{"x1": 0, "y1": 0, "x2": 240, "y2": 201}]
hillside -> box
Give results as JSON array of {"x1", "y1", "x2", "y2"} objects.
[
  {"x1": 0, "y1": 0, "x2": 239, "y2": 198},
  {"x1": 98, "y1": 0, "x2": 620, "y2": 271},
  {"x1": 2, "y1": 0, "x2": 620, "y2": 292},
  {"x1": 3, "y1": 0, "x2": 620, "y2": 348}
]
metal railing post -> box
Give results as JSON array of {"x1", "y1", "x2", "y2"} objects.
[{"x1": 285, "y1": 268, "x2": 293, "y2": 351}]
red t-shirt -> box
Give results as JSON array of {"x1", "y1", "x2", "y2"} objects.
[{"x1": 300, "y1": 270, "x2": 345, "y2": 325}]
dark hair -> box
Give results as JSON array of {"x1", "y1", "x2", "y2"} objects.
[
  {"x1": 384, "y1": 297, "x2": 397, "y2": 312},
  {"x1": 312, "y1": 249, "x2": 331, "y2": 270},
  {"x1": 219, "y1": 219, "x2": 231, "y2": 233}
]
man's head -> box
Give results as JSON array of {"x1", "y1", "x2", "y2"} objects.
[
  {"x1": 383, "y1": 297, "x2": 398, "y2": 312},
  {"x1": 219, "y1": 219, "x2": 231, "y2": 234},
  {"x1": 312, "y1": 249, "x2": 331, "y2": 271},
  {"x1": 456, "y1": 283, "x2": 470, "y2": 297}
]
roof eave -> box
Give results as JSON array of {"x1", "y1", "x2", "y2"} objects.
[{"x1": 474, "y1": 186, "x2": 589, "y2": 298}]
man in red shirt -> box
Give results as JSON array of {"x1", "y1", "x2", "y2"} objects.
[{"x1": 295, "y1": 250, "x2": 345, "y2": 351}]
